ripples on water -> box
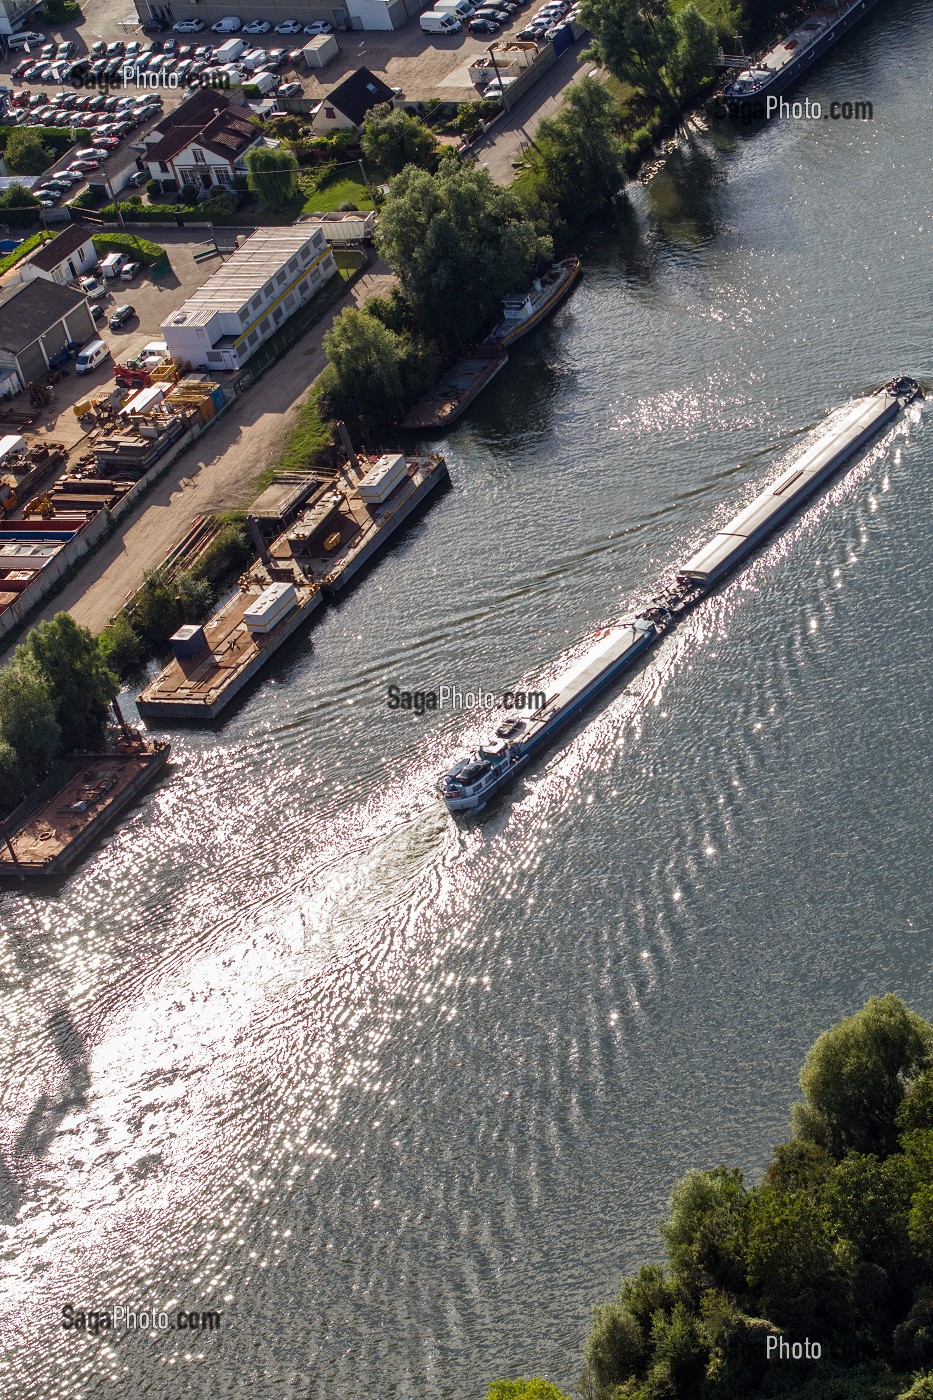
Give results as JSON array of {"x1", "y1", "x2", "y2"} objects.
[{"x1": 1, "y1": 6, "x2": 932, "y2": 1395}]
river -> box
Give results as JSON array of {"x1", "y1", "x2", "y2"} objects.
[{"x1": 0, "y1": 3, "x2": 931, "y2": 1394}]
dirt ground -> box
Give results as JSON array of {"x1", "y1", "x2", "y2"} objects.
[{"x1": 28, "y1": 260, "x2": 395, "y2": 636}]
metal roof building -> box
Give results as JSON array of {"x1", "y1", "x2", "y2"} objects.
[{"x1": 160, "y1": 228, "x2": 337, "y2": 373}]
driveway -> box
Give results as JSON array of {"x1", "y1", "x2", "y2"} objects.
[{"x1": 472, "y1": 44, "x2": 596, "y2": 184}]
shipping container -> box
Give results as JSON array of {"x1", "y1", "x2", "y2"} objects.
[
  {"x1": 357, "y1": 452, "x2": 408, "y2": 504},
  {"x1": 243, "y1": 581, "x2": 297, "y2": 634},
  {"x1": 170, "y1": 623, "x2": 207, "y2": 660}
]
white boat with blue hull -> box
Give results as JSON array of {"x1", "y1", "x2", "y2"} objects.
[
  {"x1": 438, "y1": 621, "x2": 656, "y2": 811},
  {"x1": 437, "y1": 376, "x2": 921, "y2": 815}
]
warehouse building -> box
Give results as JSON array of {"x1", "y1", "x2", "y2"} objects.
[
  {"x1": 0, "y1": 280, "x2": 96, "y2": 395},
  {"x1": 160, "y1": 228, "x2": 336, "y2": 373}
]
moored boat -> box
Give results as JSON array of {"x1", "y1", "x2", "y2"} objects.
[{"x1": 485, "y1": 256, "x2": 581, "y2": 348}]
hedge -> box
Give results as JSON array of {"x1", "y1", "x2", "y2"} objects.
[
  {"x1": 0, "y1": 232, "x2": 42, "y2": 276},
  {"x1": 91, "y1": 232, "x2": 167, "y2": 266}
]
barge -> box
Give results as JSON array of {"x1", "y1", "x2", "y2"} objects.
[
  {"x1": 402, "y1": 258, "x2": 581, "y2": 431},
  {"x1": 402, "y1": 349, "x2": 508, "y2": 431},
  {"x1": 0, "y1": 738, "x2": 171, "y2": 880},
  {"x1": 137, "y1": 451, "x2": 449, "y2": 723},
  {"x1": 438, "y1": 376, "x2": 921, "y2": 813},
  {"x1": 722, "y1": 0, "x2": 883, "y2": 114}
]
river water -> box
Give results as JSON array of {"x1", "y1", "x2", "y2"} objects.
[{"x1": 1, "y1": 5, "x2": 931, "y2": 1395}]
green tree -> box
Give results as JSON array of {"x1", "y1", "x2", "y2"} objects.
[
  {"x1": 0, "y1": 653, "x2": 60, "y2": 803},
  {"x1": 320, "y1": 306, "x2": 406, "y2": 428},
  {"x1": 360, "y1": 102, "x2": 436, "y2": 175},
  {"x1": 660, "y1": 1165, "x2": 749, "y2": 1298},
  {"x1": 745, "y1": 1189, "x2": 848, "y2": 1334},
  {"x1": 375, "y1": 157, "x2": 550, "y2": 347},
  {"x1": 0, "y1": 182, "x2": 40, "y2": 227},
  {"x1": 486, "y1": 1382, "x2": 571, "y2": 1400},
  {"x1": 4, "y1": 128, "x2": 53, "y2": 177},
  {"x1": 579, "y1": 0, "x2": 679, "y2": 109},
  {"x1": 22, "y1": 613, "x2": 116, "y2": 752},
  {"x1": 98, "y1": 613, "x2": 142, "y2": 677},
  {"x1": 792, "y1": 995, "x2": 933, "y2": 1158},
  {"x1": 245, "y1": 145, "x2": 298, "y2": 211},
  {"x1": 668, "y1": 3, "x2": 718, "y2": 101},
  {"x1": 521, "y1": 76, "x2": 625, "y2": 228},
  {"x1": 585, "y1": 1300, "x2": 647, "y2": 1388}
]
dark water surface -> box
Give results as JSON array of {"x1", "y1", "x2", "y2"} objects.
[{"x1": 1, "y1": 5, "x2": 931, "y2": 1395}]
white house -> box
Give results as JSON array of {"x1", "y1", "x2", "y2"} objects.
[
  {"x1": 309, "y1": 67, "x2": 396, "y2": 134},
  {"x1": 13, "y1": 225, "x2": 98, "y2": 287},
  {"x1": 161, "y1": 228, "x2": 337, "y2": 372},
  {"x1": 145, "y1": 93, "x2": 262, "y2": 190}
]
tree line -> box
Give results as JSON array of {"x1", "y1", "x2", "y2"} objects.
[{"x1": 487, "y1": 996, "x2": 933, "y2": 1400}]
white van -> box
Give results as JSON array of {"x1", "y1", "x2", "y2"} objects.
[
  {"x1": 211, "y1": 15, "x2": 242, "y2": 32},
  {"x1": 7, "y1": 29, "x2": 44, "y2": 50},
  {"x1": 420, "y1": 9, "x2": 461, "y2": 32},
  {"x1": 100, "y1": 252, "x2": 126, "y2": 280},
  {"x1": 435, "y1": 0, "x2": 474, "y2": 17},
  {"x1": 75, "y1": 339, "x2": 110, "y2": 375},
  {"x1": 215, "y1": 36, "x2": 246, "y2": 62},
  {"x1": 250, "y1": 70, "x2": 279, "y2": 94}
]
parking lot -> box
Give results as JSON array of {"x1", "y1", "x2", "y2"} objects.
[{"x1": 0, "y1": 0, "x2": 574, "y2": 118}]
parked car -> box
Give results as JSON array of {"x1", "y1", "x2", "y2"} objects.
[
  {"x1": 127, "y1": 169, "x2": 148, "y2": 187},
  {"x1": 265, "y1": 48, "x2": 289, "y2": 68},
  {"x1": 516, "y1": 24, "x2": 542, "y2": 38},
  {"x1": 274, "y1": 18, "x2": 302, "y2": 33},
  {"x1": 141, "y1": 16, "x2": 168, "y2": 31},
  {"x1": 277, "y1": 81, "x2": 302, "y2": 98},
  {"x1": 173, "y1": 18, "x2": 206, "y2": 32},
  {"x1": 120, "y1": 261, "x2": 142, "y2": 280},
  {"x1": 469, "y1": 15, "x2": 500, "y2": 29},
  {"x1": 89, "y1": 303, "x2": 105, "y2": 323},
  {"x1": 55, "y1": 40, "x2": 76, "y2": 59},
  {"x1": 303, "y1": 20, "x2": 332, "y2": 33},
  {"x1": 79, "y1": 276, "x2": 107, "y2": 299},
  {"x1": 211, "y1": 16, "x2": 242, "y2": 31},
  {"x1": 243, "y1": 18, "x2": 271, "y2": 32},
  {"x1": 109, "y1": 304, "x2": 136, "y2": 330}
]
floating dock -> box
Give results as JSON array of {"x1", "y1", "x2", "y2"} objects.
[
  {"x1": 438, "y1": 377, "x2": 921, "y2": 812},
  {"x1": 0, "y1": 739, "x2": 171, "y2": 880},
  {"x1": 137, "y1": 451, "x2": 450, "y2": 723}
]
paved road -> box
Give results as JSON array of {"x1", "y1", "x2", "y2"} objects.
[
  {"x1": 29, "y1": 264, "x2": 395, "y2": 637},
  {"x1": 471, "y1": 43, "x2": 598, "y2": 185}
]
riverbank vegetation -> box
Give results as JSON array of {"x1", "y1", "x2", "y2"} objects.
[
  {"x1": 487, "y1": 996, "x2": 933, "y2": 1400},
  {"x1": 0, "y1": 615, "x2": 117, "y2": 807},
  {"x1": 96, "y1": 514, "x2": 252, "y2": 677}
]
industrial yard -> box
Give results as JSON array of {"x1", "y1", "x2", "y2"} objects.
[{"x1": 0, "y1": 226, "x2": 385, "y2": 646}]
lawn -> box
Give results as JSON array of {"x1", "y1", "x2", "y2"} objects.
[{"x1": 301, "y1": 170, "x2": 374, "y2": 215}]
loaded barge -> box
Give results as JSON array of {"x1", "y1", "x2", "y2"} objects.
[
  {"x1": 137, "y1": 450, "x2": 449, "y2": 723},
  {"x1": 438, "y1": 376, "x2": 921, "y2": 812},
  {"x1": 722, "y1": 0, "x2": 883, "y2": 113},
  {"x1": 0, "y1": 737, "x2": 171, "y2": 881}
]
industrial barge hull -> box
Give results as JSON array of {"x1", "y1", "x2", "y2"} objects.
[{"x1": 438, "y1": 376, "x2": 921, "y2": 814}]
